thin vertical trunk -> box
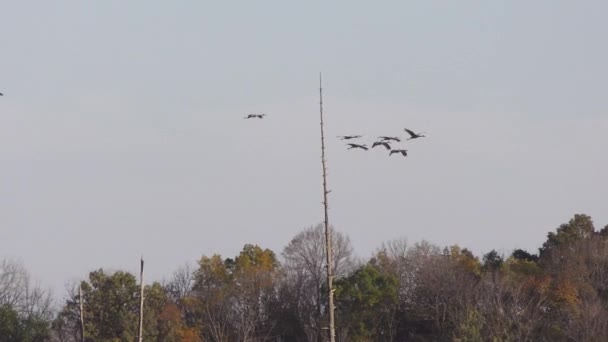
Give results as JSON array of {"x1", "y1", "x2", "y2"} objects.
[
  {"x1": 138, "y1": 257, "x2": 145, "y2": 342},
  {"x1": 319, "y1": 73, "x2": 336, "y2": 342},
  {"x1": 79, "y1": 283, "x2": 85, "y2": 342}
]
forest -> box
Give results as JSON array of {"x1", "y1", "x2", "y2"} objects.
[{"x1": 1, "y1": 213, "x2": 608, "y2": 341}]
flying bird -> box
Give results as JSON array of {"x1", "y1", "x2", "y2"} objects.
[
  {"x1": 338, "y1": 135, "x2": 362, "y2": 140},
  {"x1": 389, "y1": 149, "x2": 408, "y2": 157},
  {"x1": 347, "y1": 143, "x2": 368, "y2": 150},
  {"x1": 378, "y1": 136, "x2": 401, "y2": 142},
  {"x1": 404, "y1": 128, "x2": 426, "y2": 140},
  {"x1": 372, "y1": 141, "x2": 392, "y2": 150},
  {"x1": 244, "y1": 114, "x2": 266, "y2": 119}
]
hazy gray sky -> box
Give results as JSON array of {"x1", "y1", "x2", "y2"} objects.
[{"x1": 1, "y1": 1, "x2": 607, "y2": 297}]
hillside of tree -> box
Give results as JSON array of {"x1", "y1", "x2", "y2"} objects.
[{"x1": 2, "y1": 213, "x2": 608, "y2": 341}]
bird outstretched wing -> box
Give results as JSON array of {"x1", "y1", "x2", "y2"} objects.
[{"x1": 404, "y1": 128, "x2": 416, "y2": 137}]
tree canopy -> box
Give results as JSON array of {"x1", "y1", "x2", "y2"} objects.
[{"x1": 3, "y1": 213, "x2": 608, "y2": 341}]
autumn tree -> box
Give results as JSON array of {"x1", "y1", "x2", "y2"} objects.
[
  {"x1": 232, "y1": 244, "x2": 280, "y2": 340},
  {"x1": 191, "y1": 244, "x2": 280, "y2": 341},
  {"x1": 535, "y1": 214, "x2": 608, "y2": 340},
  {"x1": 191, "y1": 254, "x2": 234, "y2": 341},
  {"x1": 54, "y1": 269, "x2": 189, "y2": 342}
]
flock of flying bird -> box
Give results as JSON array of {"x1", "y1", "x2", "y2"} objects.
[
  {"x1": 0, "y1": 99, "x2": 424, "y2": 158},
  {"x1": 338, "y1": 128, "x2": 427, "y2": 157},
  {"x1": 243, "y1": 112, "x2": 427, "y2": 158},
  {"x1": 1, "y1": 91, "x2": 426, "y2": 157}
]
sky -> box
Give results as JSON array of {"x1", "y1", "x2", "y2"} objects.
[{"x1": 1, "y1": 1, "x2": 607, "y2": 299}]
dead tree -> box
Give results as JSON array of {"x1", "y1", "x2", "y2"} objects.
[
  {"x1": 138, "y1": 257, "x2": 144, "y2": 342},
  {"x1": 319, "y1": 73, "x2": 336, "y2": 342}
]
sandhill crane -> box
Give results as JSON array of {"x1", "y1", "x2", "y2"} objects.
[
  {"x1": 372, "y1": 141, "x2": 391, "y2": 150},
  {"x1": 378, "y1": 136, "x2": 400, "y2": 142},
  {"x1": 389, "y1": 149, "x2": 408, "y2": 157},
  {"x1": 404, "y1": 128, "x2": 426, "y2": 140},
  {"x1": 347, "y1": 143, "x2": 368, "y2": 150},
  {"x1": 244, "y1": 114, "x2": 266, "y2": 119},
  {"x1": 338, "y1": 135, "x2": 362, "y2": 140}
]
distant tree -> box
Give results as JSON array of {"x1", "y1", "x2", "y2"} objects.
[
  {"x1": 405, "y1": 245, "x2": 482, "y2": 340},
  {"x1": 533, "y1": 214, "x2": 608, "y2": 339},
  {"x1": 481, "y1": 250, "x2": 503, "y2": 274},
  {"x1": 540, "y1": 214, "x2": 595, "y2": 257},
  {"x1": 165, "y1": 262, "x2": 195, "y2": 305},
  {"x1": 0, "y1": 305, "x2": 20, "y2": 342},
  {"x1": 371, "y1": 240, "x2": 443, "y2": 340},
  {"x1": 334, "y1": 264, "x2": 399, "y2": 341},
  {"x1": 511, "y1": 249, "x2": 538, "y2": 262},
  {"x1": 55, "y1": 269, "x2": 180, "y2": 342},
  {"x1": 192, "y1": 244, "x2": 280, "y2": 341},
  {"x1": 0, "y1": 259, "x2": 52, "y2": 341},
  {"x1": 280, "y1": 224, "x2": 356, "y2": 341},
  {"x1": 232, "y1": 244, "x2": 280, "y2": 340},
  {"x1": 0, "y1": 259, "x2": 53, "y2": 322},
  {"x1": 164, "y1": 262, "x2": 198, "y2": 332}
]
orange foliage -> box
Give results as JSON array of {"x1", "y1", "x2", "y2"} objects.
[
  {"x1": 158, "y1": 303, "x2": 182, "y2": 323},
  {"x1": 551, "y1": 279, "x2": 580, "y2": 306},
  {"x1": 180, "y1": 327, "x2": 203, "y2": 342}
]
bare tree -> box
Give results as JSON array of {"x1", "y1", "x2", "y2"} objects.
[
  {"x1": 318, "y1": 72, "x2": 335, "y2": 342},
  {"x1": 138, "y1": 258, "x2": 145, "y2": 342},
  {"x1": 281, "y1": 224, "x2": 356, "y2": 341},
  {"x1": 166, "y1": 262, "x2": 195, "y2": 304},
  {"x1": 79, "y1": 283, "x2": 84, "y2": 342},
  {"x1": 0, "y1": 258, "x2": 53, "y2": 321}
]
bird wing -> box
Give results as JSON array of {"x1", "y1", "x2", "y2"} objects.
[
  {"x1": 404, "y1": 128, "x2": 416, "y2": 137},
  {"x1": 382, "y1": 142, "x2": 391, "y2": 149}
]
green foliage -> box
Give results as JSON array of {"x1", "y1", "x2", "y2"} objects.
[
  {"x1": 17, "y1": 214, "x2": 608, "y2": 340},
  {"x1": 0, "y1": 305, "x2": 50, "y2": 342},
  {"x1": 454, "y1": 309, "x2": 484, "y2": 342},
  {"x1": 540, "y1": 213, "x2": 595, "y2": 256},
  {"x1": 449, "y1": 245, "x2": 482, "y2": 276},
  {"x1": 482, "y1": 250, "x2": 503, "y2": 273},
  {"x1": 335, "y1": 264, "x2": 399, "y2": 340},
  {"x1": 81, "y1": 269, "x2": 140, "y2": 341},
  {"x1": 0, "y1": 305, "x2": 20, "y2": 342},
  {"x1": 190, "y1": 244, "x2": 281, "y2": 341},
  {"x1": 511, "y1": 249, "x2": 538, "y2": 262}
]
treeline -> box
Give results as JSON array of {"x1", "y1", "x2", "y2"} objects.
[{"x1": 2, "y1": 214, "x2": 608, "y2": 341}]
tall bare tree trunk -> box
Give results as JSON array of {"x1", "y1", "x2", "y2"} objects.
[
  {"x1": 79, "y1": 283, "x2": 85, "y2": 342},
  {"x1": 319, "y1": 73, "x2": 336, "y2": 342},
  {"x1": 138, "y1": 257, "x2": 144, "y2": 342}
]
